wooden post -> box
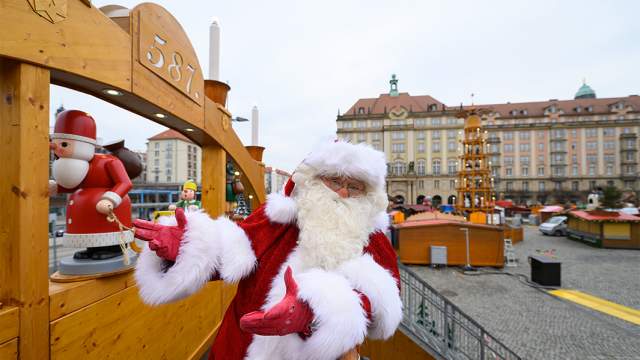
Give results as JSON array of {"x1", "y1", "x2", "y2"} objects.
[
  {"x1": 201, "y1": 144, "x2": 226, "y2": 218},
  {"x1": 0, "y1": 59, "x2": 51, "y2": 359}
]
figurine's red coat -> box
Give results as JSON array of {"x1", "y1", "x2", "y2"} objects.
[
  {"x1": 57, "y1": 154, "x2": 133, "y2": 234},
  {"x1": 208, "y1": 206, "x2": 399, "y2": 360}
]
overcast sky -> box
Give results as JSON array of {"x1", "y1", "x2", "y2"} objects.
[{"x1": 51, "y1": 0, "x2": 640, "y2": 172}]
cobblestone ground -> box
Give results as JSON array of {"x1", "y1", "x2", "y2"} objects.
[{"x1": 410, "y1": 226, "x2": 640, "y2": 360}]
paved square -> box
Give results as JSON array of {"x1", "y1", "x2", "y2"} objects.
[{"x1": 410, "y1": 226, "x2": 640, "y2": 360}]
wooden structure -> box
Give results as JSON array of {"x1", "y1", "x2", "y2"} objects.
[
  {"x1": 455, "y1": 109, "x2": 495, "y2": 223},
  {"x1": 395, "y1": 220, "x2": 505, "y2": 267},
  {"x1": 504, "y1": 225, "x2": 524, "y2": 245},
  {"x1": 567, "y1": 210, "x2": 640, "y2": 249},
  {"x1": 0, "y1": 2, "x2": 266, "y2": 358}
]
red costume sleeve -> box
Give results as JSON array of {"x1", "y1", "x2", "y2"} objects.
[
  {"x1": 365, "y1": 231, "x2": 401, "y2": 289},
  {"x1": 105, "y1": 157, "x2": 132, "y2": 198}
]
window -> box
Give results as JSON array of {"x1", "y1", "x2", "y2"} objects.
[
  {"x1": 555, "y1": 182, "x2": 562, "y2": 191},
  {"x1": 357, "y1": 121, "x2": 366, "y2": 128},
  {"x1": 536, "y1": 130, "x2": 545, "y2": 139},
  {"x1": 357, "y1": 107, "x2": 365, "y2": 114},
  {"x1": 506, "y1": 168, "x2": 513, "y2": 176},
  {"x1": 448, "y1": 141, "x2": 456, "y2": 151},
  {"x1": 434, "y1": 180, "x2": 440, "y2": 189},
  {"x1": 418, "y1": 180, "x2": 424, "y2": 189},
  {"x1": 588, "y1": 164, "x2": 596, "y2": 175},
  {"x1": 373, "y1": 143, "x2": 382, "y2": 151},
  {"x1": 416, "y1": 131, "x2": 425, "y2": 140},
  {"x1": 522, "y1": 181, "x2": 529, "y2": 191},
  {"x1": 416, "y1": 160, "x2": 426, "y2": 175},
  {"x1": 154, "y1": 150, "x2": 159, "y2": 156},
  {"x1": 539, "y1": 182, "x2": 545, "y2": 191},
  {"x1": 372, "y1": 133, "x2": 381, "y2": 141},
  {"x1": 154, "y1": 175, "x2": 159, "y2": 182},
  {"x1": 504, "y1": 156, "x2": 514, "y2": 166},
  {"x1": 572, "y1": 181, "x2": 579, "y2": 191},
  {"x1": 154, "y1": 142, "x2": 160, "y2": 149},
  {"x1": 417, "y1": 142, "x2": 425, "y2": 153},
  {"x1": 391, "y1": 131, "x2": 405, "y2": 140},
  {"x1": 432, "y1": 141, "x2": 441, "y2": 152},
  {"x1": 154, "y1": 159, "x2": 159, "y2": 166},
  {"x1": 586, "y1": 141, "x2": 597, "y2": 150},
  {"x1": 415, "y1": 119, "x2": 426, "y2": 126},
  {"x1": 166, "y1": 176, "x2": 171, "y2": 182},
  {"x1": 448, "y1": 159, "x2": 457, "y2": 175},
  {"x1": 603, "y1": 128, "x2": 614, "y2": 136},
  {"x1": 432, "y1": 159, "x2": 441, "y2": 175},
  {"x1": 371, "y1": 120, "x2": 382, "y2": 128},
  {"x1": 504, "y1": 144, "x2": 514, "y2": 152},
  {"x1": 606, "y1": 164, "x2": 613, "y2": 175},
  {"x1": 450, "y1": 180, "x2": 456, "y2": 189},
  {"x1": 522, "y1": 167, "x2": 529, "y2": 176},
  {"x1": 626, "y1": 152, "x2": 635, "y2": 161},
  {"x1": 343, "y1": 121, "x2": 353, "y2": 129},
  {"x1": 572, "y1": 165, "x2": 578, "y2": 176},
  {"x1": 625, "y1": 180, "x2": 635, "y2": 188},
  {"x1": 571, "y1": 129, "x2": 578, "y2": 137},
  {"x1": 447, "y1": 130, "x2": 457, "y2": 139},
  {"x1": 506, "y1": 182, "x2": 513, "y2": 191},
  {"x1": 538, "y1": 166, "x2": 545, "y2": 176},
  {"x1": 357, "y1": 133, "x2": 366, "y2": 142},
  {"x1": 521, "y1": 156, "x2": 530, "y2": 164},
  {"x1": 538, "y1": 155, "x2": 545, "y2": 164},
  {"x1": 538, "y1": 143, "x2": 544, "y2": 151},
  {"x1": 490, "y1": 144, "x2": 499, "y2": 153},
  {"x1": 432, "y1": 131, "x2": 441, "y2": 139},
  {"x1": 392, "y1": 161, "x2": 406, "y2": 176},
  {"x1": 519, "y1": 143, "x2": 530, "y2": 152},
  {"x1": 519, "y1": 132, "x2": 530, "y2": 140},
  {"x1": 587, "y1": 155, "x2": 597, "y2": 164},
  {"x1": 431, "y1": 118, "x2": 441, "y2": 126},
  {"x1": 586, "y1": 128, "x2": 597, "y2": 137},
  {"x1": 553, "y1": 167, "x2": 565, "y2": 176},
  {"x1": 504, "y1": 132, "x2": 514, "y2": 140},
  {"x1": 590, "y1": 181, "x2": 596, "y2": 189},
  {"x1": 392, "y1": 143, "x2": 405, "y2": 153},
  {"x1": 447, "y1": 118, "x2": 458, "y2": 125}
]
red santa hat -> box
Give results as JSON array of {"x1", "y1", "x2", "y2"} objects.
[
  {"x1": 266, "y1": 141, "x2": 389, "y2": 228},
  {"x1": 51, "y1": 110, "x2": 98, "y2": 145}
]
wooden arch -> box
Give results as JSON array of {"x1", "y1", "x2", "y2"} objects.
[{"x1": 0, "y1": 1, "x2": 264, "y2": 359}]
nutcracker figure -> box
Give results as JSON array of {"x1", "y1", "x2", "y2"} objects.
[
  {"x1": 169, "y1": 180, "x2": 201, "y2": 211},
  {"x1": 49, "y1": 110, "x2": 134, "y2": 271}
]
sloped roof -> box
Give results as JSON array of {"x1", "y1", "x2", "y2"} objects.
[
  {"x1": 344, "y1": 93, "x2": 445, "y2": 116},
  {"x1": 148, "y1": 129, "x2": 194, "y2": 143},
  {"x1": 569, "y1": 210, "x2": 640, "y2": 222}
]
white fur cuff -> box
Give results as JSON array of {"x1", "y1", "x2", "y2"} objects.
[
  {"x1": 101, "y1": 191, "x2": 122, "y2": 207},
  {"x1": 296, "y1": 269, "x2": 369, "y2": 360},
  {"x1": 134, "y1": 212, "x2": 256, "y2": 305},
  {"x1": 338, "y1": 255, "x2": 402, "y2": 340}
]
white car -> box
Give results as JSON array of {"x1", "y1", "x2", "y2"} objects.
[{"x1": 539, "y1": 216, "x2": 568, "y2": 236}]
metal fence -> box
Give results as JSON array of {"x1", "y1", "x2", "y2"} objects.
[{"x1": 398, "y1": 263, "x2": 521, "y2": 360}]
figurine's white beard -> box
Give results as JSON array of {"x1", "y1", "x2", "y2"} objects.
[
  {"x1": 294, "y1": 176, "x2": 386, "y2": 270},
  {"x1": 52, "y1": 158, "x2": 89, "y2": 189}
]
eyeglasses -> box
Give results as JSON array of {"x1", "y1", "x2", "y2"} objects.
[{"x1": 320, "y1": 176, "x2": 366, "y2": 197}]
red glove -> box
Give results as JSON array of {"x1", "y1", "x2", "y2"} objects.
[
  {"x1": 240, "y1": 267, "x2": 315, "y2": 338},
  {"x1": 134, "y1": 208, "x2": 187, "y2": 262}
]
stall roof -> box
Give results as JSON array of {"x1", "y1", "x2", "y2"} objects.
[
  {"x1": 394, "y1": 219, "x2": 502, "y2": 230},
  {"x1": 569, "y1": 210, "x2": 640, "y2": 222},
  {"x1": 540, "y1": 206, "x2": 564, "y2": 213}
]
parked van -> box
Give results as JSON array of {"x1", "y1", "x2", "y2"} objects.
[{"x1": 539, "y1": 216, "x2": 568, "y2": 236}]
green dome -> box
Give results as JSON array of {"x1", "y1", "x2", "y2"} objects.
[{"x1": 575, "y1": 82, "x2": 596, "y2": 99}]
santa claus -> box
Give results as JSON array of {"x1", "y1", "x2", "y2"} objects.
[
  {"x1": 49, "y1": 110, "x2": 134, "y2": 260},
  {"x1": 134, "y1": 141, "x2": 402, "y2": 360}
]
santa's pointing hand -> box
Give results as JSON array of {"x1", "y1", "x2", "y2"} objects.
[
  {"x1": 133, "y1": 208, "x2": 187, "y2": 262},
  {"x1": 239, "y1": 266, "x2": 315, "y2": 338}
]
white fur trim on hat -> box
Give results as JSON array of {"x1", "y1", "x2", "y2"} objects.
[
  {"x1": 134, "y1": 211, "x2": 256, "y2": 305},
  {"x1": 338, "y1": 254, "x2": 402, "y2": 340},
  {"x1": 302, "y1": 141, "x2": 387, "y2": 190},
  {"x1": 265, "y1": 192, "x2": 297, "y2": 224}
]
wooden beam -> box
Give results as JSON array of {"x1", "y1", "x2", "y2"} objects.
[
  {"x1": 200, "y1": 144, "x2": 227, "y2": 218},
  {"x1": 0, "y1": 339, "x2": 18, "y2": 360},
  {"x1": 0, "y1": 307, "x2": 19, "y2": 344},
  {"x1": 0, "y1": 59, "x2": 51, "y2": 359}
]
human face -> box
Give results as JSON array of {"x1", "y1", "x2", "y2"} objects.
[{"x1": 319, "y1": 176, "x2": 366, "y2": 198}]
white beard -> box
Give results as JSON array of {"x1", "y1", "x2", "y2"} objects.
[
  {"x1": 52, "y1": 158, "x2": 90, "y2": 189},
  {"x1": 294, "y1": 177, "x2": 386, "y2": 271}
]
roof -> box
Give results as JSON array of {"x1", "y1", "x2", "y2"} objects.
[
  {"x1": 575, "y1": 83, "x2": 596, "y2": 99},
  {"x1": 394, "y1": 219, "x2": 501, "y2": 230},
  {"x1": 148, "y1": 129, "x2": 194, "y2": 143},
  {"x1": 540, "y1": 206, "x2": 564, "y2": 213},
  {"x1": 343, "y1": 92, "x2": 445, "y2": 116},
  {"x1": 569, "y1": 210, "x2": 640, "y2": 222}
]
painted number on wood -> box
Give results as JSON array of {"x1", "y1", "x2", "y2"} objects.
[{"x1": 139, "y1": 12, "x2": 203, "y2": 106}]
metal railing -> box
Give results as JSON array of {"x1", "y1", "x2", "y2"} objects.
[{"x1": 398, "y1": 263, "x2": 521, "y2": 360}]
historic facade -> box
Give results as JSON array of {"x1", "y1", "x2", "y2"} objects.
[
  {"x1": 336, "y1": 76, "x2": 639, "y2": 205},
  {"x1": 145, "y1": 129, "x2": 202, "y2": 184}
]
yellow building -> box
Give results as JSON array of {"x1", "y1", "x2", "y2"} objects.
[
  {"x1": 145, "y1": 129, "x2": 202, "y2": 184},
  {"x1": 337, "y1": 76, "x2": 639, "y2": 205}
]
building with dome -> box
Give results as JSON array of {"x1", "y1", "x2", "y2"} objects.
[{"x1": 336, "y1": 76, "x2": 639, "y2": 205}]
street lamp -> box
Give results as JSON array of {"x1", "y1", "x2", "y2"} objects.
[{"x1": 459, "y1": 227, "x2": 475, "y2": 272}]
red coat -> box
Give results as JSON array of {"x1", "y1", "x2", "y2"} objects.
[
  {"x1": 57, "y1": 154, "x2": 132, "y2": 240},
  {"x1": 210, "y1": 206, "x2": 400, "y2": 360}
]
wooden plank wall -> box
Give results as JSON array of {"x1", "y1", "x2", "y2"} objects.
[
  {"x1": 0, "y1": 59, "x2": 51, "y2": 360},
  {"x1": 360, "y1": 330, "x2": 435, "y2": 360}
]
